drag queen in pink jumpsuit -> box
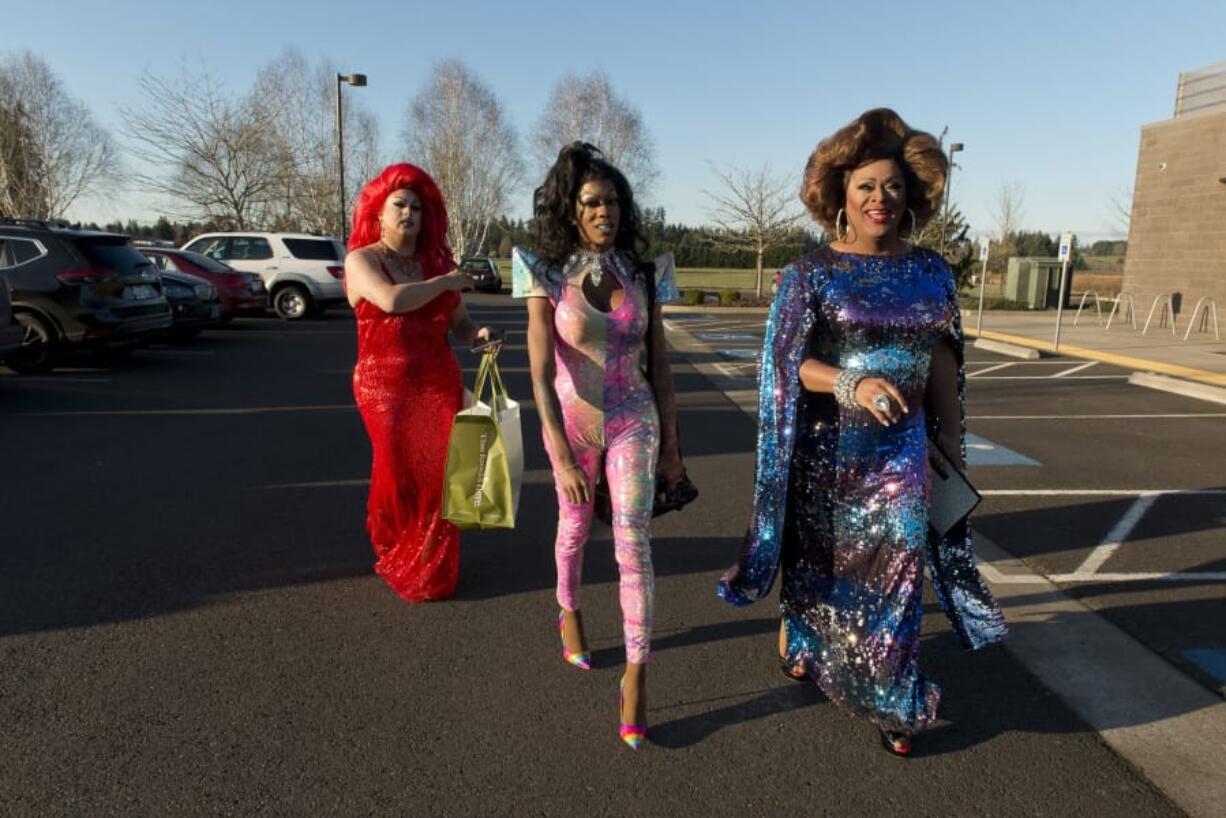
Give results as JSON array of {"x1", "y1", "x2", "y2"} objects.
[{"x1": 515, "y1": 143, "x2": 680, "y2": 750}]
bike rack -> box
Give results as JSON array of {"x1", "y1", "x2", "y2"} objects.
[
  {"x1": 1105, "y1": 292, "x2": 1138, "y2": 331},
  {"x1": 1073, "y1": 290, "x2": 1104, "y2": 326},
  {"x1": 1182, "y1": 296, "x2": 1220, "y2": 342},
  {"x1": 1142, "y1": 293, "x2": 1177, "y2": 336}
]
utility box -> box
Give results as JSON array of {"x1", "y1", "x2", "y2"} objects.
[{"x1": 1004, "y1": 257, "x2": 1067, "y2": 309}]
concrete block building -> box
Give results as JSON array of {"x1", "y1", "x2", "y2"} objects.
[{"x1": 1122, "y1": 60, "x2": 1226, "y2": 330}]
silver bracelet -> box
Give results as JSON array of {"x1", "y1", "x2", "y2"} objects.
[
  {"x1": 556, "y1": 463, "x2": 581, "y2": 476},
  {"x1": 833, "y1": 368, "x2": 868, "y2": 409}
]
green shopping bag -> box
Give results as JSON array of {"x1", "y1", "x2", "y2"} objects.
[{"x1": 441, "y1": 353, "x2": 517, "y2": 530}]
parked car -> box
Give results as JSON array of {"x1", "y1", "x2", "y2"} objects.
[
  {"x1": 159, "y1": 270, "x2": 222, "y2": 342},
  {"x1": 0, "y1": 277, "x2": 23, "y2": 362},
  {"x1": 0, "y1": 219, "x2": 172, "y2": 373},
  {"x1": 180, "y1": 232, "x2": 346, "y2": 320},
  {"x1": 136, "y1": 245, "x2": 266, "y2": 320},
  {"x1": 459, "y1": 256, "x2": 503, "y2": 293}
]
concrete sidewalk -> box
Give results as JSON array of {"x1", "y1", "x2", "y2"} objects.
[{"x1": 966, "y1": 308, "x2": 1226, "y2": 387}]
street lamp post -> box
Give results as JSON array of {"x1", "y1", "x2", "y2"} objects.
[
  {"x1": 335, "y1": 72, "x2": 367, "y2": 244},
  {"x1": 939, "y1": 142, "x2": 964, "y2": 256}
]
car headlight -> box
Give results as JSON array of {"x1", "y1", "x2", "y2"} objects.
[{"x1": 195, "y1": 284, "x2": 216, "y2": 300}]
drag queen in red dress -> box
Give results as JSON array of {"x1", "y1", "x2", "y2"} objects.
[{"x1": 345, "y1": 163, "x2": 495, "y2": 601}]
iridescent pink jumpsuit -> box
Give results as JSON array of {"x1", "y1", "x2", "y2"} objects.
[{"x1": 513, "y1": 247, "x2": 678, "y2": 663}]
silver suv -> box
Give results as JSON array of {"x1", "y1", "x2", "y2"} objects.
[{"x1": 182, "y1": 232, "x2": 346, "y2": 320}]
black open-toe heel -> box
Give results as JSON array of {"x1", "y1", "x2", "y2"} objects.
[
  {"x1": 879, "y1": 729, "x2": 912, "y2": 756},
  {"x1": 778, "y1": 655, "x2": 806, "y2": 682}
]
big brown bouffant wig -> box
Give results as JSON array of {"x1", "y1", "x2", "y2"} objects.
[{"x1": 801, "y1": 108, "x2": 948, "y2": 237}]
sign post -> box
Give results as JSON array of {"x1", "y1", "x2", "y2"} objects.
[
  {"x1": 1053, "y1": 232, "x2": 1073, "y2": 350},
  {"x1": 975, "y1": 237, "x2": 991, "y2": 334}
]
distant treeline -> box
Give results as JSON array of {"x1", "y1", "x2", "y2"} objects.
[{"x1": 84, "y1": 209, "x2": 822, "y2": 269}]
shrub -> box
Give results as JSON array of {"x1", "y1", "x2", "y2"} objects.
[
  {"x1": 681, "y1": 289, "x2": 705, "y2": 306},
  {"x1": 718, "y1": 289, "x2": 741, "y2": 306}
]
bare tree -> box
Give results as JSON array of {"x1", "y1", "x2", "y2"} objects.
[
  {"x1": 705, "y1": 163, "x2": 804, "y2": 297},
  {"x1": 532, "y1": 69, "x2": 658, "y2": 197},
  {"x1": 121, "y1": 69, "x2": 285, "y2": 229},
  {"x1": 0, "y1": 51, "x2": 119, "y2": 219},
  {"x1": 990, "y1": 180, "x2": 1026, "y2": 259},
  {"x1": 1109, "y1": 185, "x2": 1133, "y2": 236},
  {"x1": 403, "y1": 59, "x2": 521, "y2": 260},
  {"x1": 252, "y1": 48, "x2": 382, "y2": 236}
]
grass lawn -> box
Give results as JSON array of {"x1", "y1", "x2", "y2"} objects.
[{"x1": 490, "y1": 258, "x2": 768, "y2": 292}]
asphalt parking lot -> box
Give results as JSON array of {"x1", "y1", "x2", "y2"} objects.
[
  {"x1": 665, "y1": 310, "x2": 1226, "y2": 697},
  {"x1": 0, "y1": 298, "x2": 1187, "y2": 816}
]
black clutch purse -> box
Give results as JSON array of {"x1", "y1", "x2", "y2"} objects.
[
  {"x1": 927, "y1": 439, "x2": 980, "y2": 536},
  {"x1": 593, "y1": 468, "x2": 698, "y2": 526}
]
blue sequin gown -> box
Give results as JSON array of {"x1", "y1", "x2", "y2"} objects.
[{"x1": 719, "y1": 245, "x2": 1006, "y2": 735}]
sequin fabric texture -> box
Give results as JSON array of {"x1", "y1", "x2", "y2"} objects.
[
  {"x1": 718, "y1": 246, "x2": 1006, "y2": 735},
  {"x1": 352, "y1": 262, "x2": 463, "y2": 602},
  {"x1": 513, "y1": 247, "x2": 678, "y2": 663}
]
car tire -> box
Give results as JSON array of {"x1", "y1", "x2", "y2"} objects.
[
  {"x1": 273, "y1": 284, "x2": 313, "y2": 321},
  {"x1": 5, "y1": 312, "x2": 58, "y2": 374}
]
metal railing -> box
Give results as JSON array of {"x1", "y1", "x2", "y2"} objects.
[
  {"x1": 1182, "y1": 296, "x2": 1220, "y2": 342},
  {"x1": 1073, "y1": 291, "x2": 1105, "y2": 326},
  {"x1": 1105, "y1": 292, "x2": 1138, "y2": 331},
  {"x1": 1142, "y1": 293, "x2": 1177, "y2": 336}
]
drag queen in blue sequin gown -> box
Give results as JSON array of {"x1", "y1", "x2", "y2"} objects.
[{"x1": 718, "y1": 109, "x2": 1005, "y2": 753}]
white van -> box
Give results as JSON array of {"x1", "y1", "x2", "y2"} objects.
[{"x1": 182, "y1": 232, "x2": 346, "y2": 320}]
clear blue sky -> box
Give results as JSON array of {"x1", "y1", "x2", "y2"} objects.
[{"x1": 9, "y1": 0, "x2": 1226, "y2": 242}]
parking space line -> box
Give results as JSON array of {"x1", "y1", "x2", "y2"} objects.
[
  {"x1": 21, "y1": 404, "x2": 355, "y2": 417},
  {"x1": 967, "y1": 362, "x2": 1016, "y2": 377},
  {"x1": 981, "y1": 489, "x2": 1226, "y2": 496},
  {"x1": 971, "y1": 413, "x2": 1226, "y2": 420},
  {"x1": 1075, "y1": 493, "x2": 1163, "y2": 575},
  {"x1": 970, "y1": 375, "x2": 1127, "y2": 380},
  {"x1": 1053, "y1": 361, "x2": 1099, "y2": 377}
]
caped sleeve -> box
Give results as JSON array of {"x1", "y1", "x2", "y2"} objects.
[
  {"x1": 511, "y1": 247, "x2": 551, "y2": 300},
  {"x1": 652, "y1": 252, "x2": 680, "y2": 305}
]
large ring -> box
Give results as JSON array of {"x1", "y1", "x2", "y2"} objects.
[{"x1": 872, "y1": 394, "x2": 891, "y2": 413}]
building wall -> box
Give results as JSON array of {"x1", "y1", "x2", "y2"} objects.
[{"x1": 1122, "y1": 109, "x2": 1226, "y2": 326}]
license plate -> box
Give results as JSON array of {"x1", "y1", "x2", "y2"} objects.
[{"x1": 124, "y1": 284, "x2": 158, "y2": 301}]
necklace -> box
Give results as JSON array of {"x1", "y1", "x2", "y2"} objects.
[
  {"x1": 378, "y1": 241, "x2": 420, "y2": 280},
  {"x1": 569, "y1": 246, "x2": 616, "y2": 287}
]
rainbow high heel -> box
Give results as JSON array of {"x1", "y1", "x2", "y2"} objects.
[
  {"x1": 558, "y1": 611, "x2": 590, "y2": 671},
  {"x1": 618, "y1": 676, "x2": 647, "y2": 750}
]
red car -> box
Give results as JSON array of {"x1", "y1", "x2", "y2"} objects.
[{"x1": 137, "y1": 246, "x2": 267, "y2": 320}]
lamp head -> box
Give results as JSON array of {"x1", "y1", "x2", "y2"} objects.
[
  {"x1": 340, "y1": 73, "x2": 367, "y2": 87},
  {"x1": 949, "y1": 142, "x2": 964, "y2": 153}
]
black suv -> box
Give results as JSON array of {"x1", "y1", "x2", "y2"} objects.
[
  {"x1": 0, "y1": 219, "x2": 173, "y2": 373},
  {"x1": 458, "y1": 257, "x2": 503, "y2": 294}
]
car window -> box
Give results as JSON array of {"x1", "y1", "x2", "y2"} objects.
[
  {"x1": 176, "y1": 250, "x2": 232, "y2": 272},
  {"x1": 230, "y1": 237, "x2": 273, "y2": 261},
  {"x1": 185, "y1": 237, "x2": 230, "y2": 260},
  {"x1": 283, "y1": 238, "x2": 342, "y2": 260},
  {"x1": 74, "y1": 238, "x2": 157, "y2": 275},
  {"x1": 143, "y1": 253, "x2": 181, "y2": 273},
  {"x1": 460, "y1": 260, "x2": 488, "y2": 273},
  {"x1": 0, "y1": 237, "x2": 47, "y2": 269}
]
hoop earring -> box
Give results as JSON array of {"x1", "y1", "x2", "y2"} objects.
[
  {"x1": 835, "y1": 208, "x2": 847, "y2": 241},
  {"x1": 906, "y1": 208, "x2": 916, "y2": 237}
]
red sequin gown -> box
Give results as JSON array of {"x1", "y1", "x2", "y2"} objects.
[{"x1": 353, "y1": 263, "x2": 462, "y2": 601}]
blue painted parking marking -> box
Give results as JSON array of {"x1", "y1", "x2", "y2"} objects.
[
  {"x1": 966, "y1": 433, "x2": 1040, "y2": 466},
  {"x1": 1180, "y1": 649, "x2": 1226, "y2": 685}
]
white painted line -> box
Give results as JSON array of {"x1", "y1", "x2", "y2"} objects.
[
  {"x1": 967, "y1": 362, "x2": 1016, "y2": 377},
  {"x1": 970, "y1": 413, "x2": 1226, "y2": 420},
  {"x1": 1053, "y1": 361, "x2": 1099, "y2": 377},
  {"x1": 0, "y1": 376, "x2": 112, "y2": 383},
  {"x1": 981, "y1": 489, "x2": 1226, "y2": 496},
  {"x1": 970, "y1": 375, "x2": 1127, "y2": 380},
  {"x1": 1074, "y1": 493, "x2": 1162, "y2": 575},
  {"x1": 1051, "y1": 571, "x2": 1226, "y2": 583},
  {"x1": 22, "y1": 404, "x2": 355, "y2": 417}
]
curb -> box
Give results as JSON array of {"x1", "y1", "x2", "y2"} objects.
[
  {"x1": 966, "y1": 328, "x2": 1226, "y2": 389},
  {"x1": 972, "y1": 337, "x2": 1043, "y2": 360},
  {"x1": 976, "y1": 533, "x2": 1226, "y2": 818},
  {"x1": 1128, "y1": 371, "x2": 1226, "y2": 406}
]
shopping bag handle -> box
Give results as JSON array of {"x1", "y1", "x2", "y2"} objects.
[{"x1": 471, "y1": 351, "x2": 510, "y2": 410}]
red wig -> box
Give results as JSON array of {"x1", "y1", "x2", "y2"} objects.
[{"x1": 349, "y1": 163, "x2": 455, "y2": 278}]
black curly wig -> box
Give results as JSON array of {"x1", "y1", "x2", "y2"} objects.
[{"x1": 532, "y1": 142, "x2": 647, "y2": 268}]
